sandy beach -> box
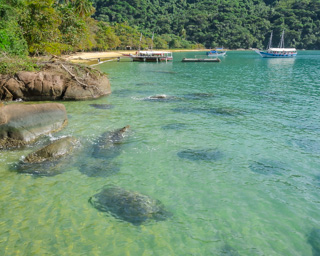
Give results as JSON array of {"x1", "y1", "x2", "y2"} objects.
[{"x1": 63, "y1": 49, "x2": 208, "y2": 64}]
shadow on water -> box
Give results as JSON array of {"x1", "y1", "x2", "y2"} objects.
[
  {"x1": 89, "y1": 185, "x2": 171, "y2": 225},
  {"x1": 177, "y1": 148, "x2": 224, "y2": 161},
  {"x1": 89, "y1": 104, "x2": 114, "y2": 110},
  {"x1": 290, "y1": 138, "x2": 320, "y2": 155},
  {"x1": 308, "y1": 228, "x2": 320, "y2": 256},
  {"x1": 79, "y1": 126, "x2": 130, "y2": 177},
  {"x1": 172, "y1": 106, "x2": 244, "y2": 116},
  {"x1": 161, "y1": 123, "x2": 188, "y2": 130},
  {"x1": 79, "y1": 159, "x2": 120, "y2": 177},
  {"x1": 220, "y1": 244, "x2": 240, "y2": 256},
  {"x1": 136, "y1": 82, "x2": 157, "y2": 86},
  {"x1": 249, "y1": 159, "x2": 288, "y2": 175}
]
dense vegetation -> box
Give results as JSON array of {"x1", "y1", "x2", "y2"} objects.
[
  {"x1": 0, "y1": 0, "x2": 320, "y2": 59},
  {"x1": 93, "y1": 0, "x2": 320, "y2": 50}
]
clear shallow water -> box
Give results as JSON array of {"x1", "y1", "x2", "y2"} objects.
[{"x1": 1, "y1": 51, "x2": 320, "y2": 255}]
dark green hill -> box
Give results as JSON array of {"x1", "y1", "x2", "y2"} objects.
[{"x1": 92, "y1": 0, "x2": 320, "y2": 49}]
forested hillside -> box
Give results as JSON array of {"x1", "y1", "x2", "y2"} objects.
[
  {"x1": 0, "y1": 0, "x2": 320, "y2": 58},
  {"x1": 93, "y1": 0, "x2": 320, "y2": 50}
]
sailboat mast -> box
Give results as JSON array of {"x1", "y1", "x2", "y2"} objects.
[
  {"x1": 267, "y1": 31, "x2": 273, "y2": 49},
  {"x1": 138, "y1": 33, "x2": 142, "y2": 51},
  {"x1": 278, "y1": 30, "x2": 285, "y2": 48}
]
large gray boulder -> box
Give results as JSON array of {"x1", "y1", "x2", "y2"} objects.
[
  {"x1": 24, "y1": 136, "x2": 78, "y2": 163},
  {"x1": 0, "y1": 61, "x2": 111, "y2": 101},
  {"x1": 89, "y1": 186, "x2": 170, "y2": 225},
  {"x1": 17, "y1": 136, "x2": 79, "y2": 176},
  {"x1": 0, "y1": 103, "x2": 67, "y2": 149}
]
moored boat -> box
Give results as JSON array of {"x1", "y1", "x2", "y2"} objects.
[
  {"x1": 131, "y1": 51, "x2": 173, "y2": 62},
  {"x1": 206, "y1": 48, "x2": 226, "y2": 57},
  {"x1": 255, "y1": 30, "x2": 297, "y2": 58},
  {"x1": 182, "y1": 57, "x2": 221, "y2": 62}
]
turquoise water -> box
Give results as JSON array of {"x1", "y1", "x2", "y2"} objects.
[{"x1": 1, "y1": 51, "x2": 320, "y2": 255}]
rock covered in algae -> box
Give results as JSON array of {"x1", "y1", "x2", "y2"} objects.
[
  {"x1": 92, "y1": 125, "x2": 130, "y2": 159},
  {"x1": 24, "y1": 136, "x2": 79, "y2": 163},
  {"x1": 89, "y1": 186, "x2": 170, "y2": 225},
  {"x1": 17, "y1": 136, "x2": 79, "y2": 176}
]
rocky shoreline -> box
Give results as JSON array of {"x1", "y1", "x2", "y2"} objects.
[
  {"x1": 0, "y1": 59, "x2": 170, "y2": 225},
  {"x1": 0, "y1": 60, "x2": 111, "y2": 101}
]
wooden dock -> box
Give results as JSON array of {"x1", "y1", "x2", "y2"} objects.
[{"x1": 182, "y1": 58, "x2": 221, "y2": 62}]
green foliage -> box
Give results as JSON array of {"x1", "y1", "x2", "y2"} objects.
[
  {"x1": 92, "y1": 0, "x2": 320, "y2": 50},
  {"x1": 0, "y1": 0, "x2": 28, "y2": 55},
  {"x1": 95, "y1": 22, "x2": 121, "y2": 50},
  {"x1": 1, "y1": 0, "x2": 320, "y2": 59},
  {"x1": 0, "y1": 53, "x2": 39, "y2": 75}
]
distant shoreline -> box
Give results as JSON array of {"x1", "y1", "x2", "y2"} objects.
[{"x1": 63, "y1": 48, "x2": 252, "y2": 64}]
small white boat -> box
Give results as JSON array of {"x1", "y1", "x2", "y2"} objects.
[
  {"x1": 206, "y1": 48, "x2": 226, "y2": 57},
  {"x1": 255, "y1": 30, "x2": 297, "y2": 58}
]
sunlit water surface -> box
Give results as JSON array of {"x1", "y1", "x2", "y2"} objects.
[{"x1": 1, "y1": 51, "x2": 320, "y2": 255}]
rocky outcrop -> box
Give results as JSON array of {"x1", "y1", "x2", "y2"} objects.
[
  {"x1": 16, "y1": 136, "x2": 79, "y2": 176},
  {"x1": 0, "y1": 61, "x2": 111, "y2": 101},
  {"x1": 24, "y1": 136, "x2": 78, "y2": 163},
  {"x1": 89, "y1": 186, "x2": 170, "y2": 225},
  {"x1": 0, "y1": 103, "x2": 67, "y2": 149}
]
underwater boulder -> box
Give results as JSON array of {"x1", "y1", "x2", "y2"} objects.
[
  {"x1": 144, "y1": 95, "x2": 182, "y2": 102},
  {"x1": 89, "y1": 186, "x2": 170, "y2": 225},
  {"x1": 17, "y1": 136, "x2": 79, "y2": 176},
  {"x1": 249, "y1": 159, "x2": 287, "y2": 175},
  {"x1": 177, "y1": 148, "x2": 223, "y2": 161},
  {"x1": 24, "y1": 136, "x2": 78, "y2": 163},
  {"x1": 161, "y1": 123, "x2": 187, "y2": 130},
  {"x1": 89, "y1": 104, "x2": 114, "y2": 110},
  {"x1": 92, "y1": 125, "x2": 130, "y2": 159},
  {"x1": 308, "y1": 228, "x2": 320, "y2": 256},
  {"x1": 0, "y1": 103, "x2": 67, "y2": 149}
]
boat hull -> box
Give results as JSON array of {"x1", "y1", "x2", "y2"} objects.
[
  {"x1": 207, "y1": 52, "x2": 226, "y2": 57},
  {"x1": 131, "y1": 57, "x2": 172, "y2": 62},
  {"x1": 182, "y1": 58, "x2": 221, "y2": 62},
  {"x1": 256, "y1": 50, "x2": 297, "y2": 58}
]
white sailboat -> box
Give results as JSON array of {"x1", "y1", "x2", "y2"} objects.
[{"x1": 255, "y1": 30, "x2": 297, "y2": 58}]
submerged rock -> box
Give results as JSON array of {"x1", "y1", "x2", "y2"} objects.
[
  {"x1": 89, "y1": 186, "x2": 170, "y2": 225},
  {"x1": 249, "y1": 159, "x2": 287, "y2": 175},
  {"x1": 144, "y1": 94, "x2": 182, "y2": 102},
  {"x1": 220, "y1": 244, "x2": 240, "y2": 256},
  {"x1": 79, "y1": 126, "x2": 129, "y2": 177},
  {"x1": 177, "y1": 148, "x2": 223, "y2": 161},
  {"x1": 0, "y1": 103, "x2": 67, "y2": 149},
  {"x1": 171, "y1": 107, "x2": 242, "y2": 116},
  {"x1": 16, "y1": 136, "x2": 79, "y2": 176},
  {"x1": 24, "y1": 136, "x2": 78, "y2": 163},
  {"x1": 89, "y1": 104, "x2": 114, "y2": 110},
  {"x1": 92, "y1": 125, "x2": 130, "y2": 159},
  {"x1": 161, "y1": 123, "x2": 187, "y2": 130},
  {"x1": 308, "y1": 228, "x2": 320, "y2": 256}
]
